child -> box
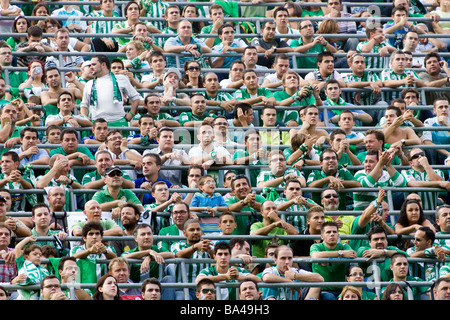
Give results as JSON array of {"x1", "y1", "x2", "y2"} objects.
[
  {"x1": 127, "y1": 115, "x2": 158, "y2": 146},
  {"x1": 143, "y1": 181, "x2": 182, "y2": 233},
  {"x1": 190, "y1": 175, "x2": 229, "y2": 234},
  {"x1": 12, "y1": 236, "x2": 49, "y2": 300},
  {"x1": 211, "y1": 212, "x2": 238, "y2": 246}
]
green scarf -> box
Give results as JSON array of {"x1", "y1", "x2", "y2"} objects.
[
  {"x1": 326, "y1": 96, "x2": 347, "y2": 116},
  {"x1": 90, "y1": 72, "x2": 122, "y2": 107},
  {"x1": 18, "y1": 260, "x2": 49, "y2": 300}
]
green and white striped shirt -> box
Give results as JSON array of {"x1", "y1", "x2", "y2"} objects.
[
  {"x1": 380, "y1": 68, "x2": 419, "y2": 103},
  {"x1": 401, "y1": 168, "x2": 445, "y2": 211},
  {"x1": 353, "y1": 169, "x2": 407, "y2": 211},
  {"x1": 140, "y1": 0, "x2": 170, "y2": 30},
  {"x1": 170, "y1": 241, "x2": 211, "y2": 283},
  {"x1": 343, "y1": 71, "x2": 382, "y2": 105},
  {"x1": 356, "y1": 40, "x2": 392, "y2": 71}
]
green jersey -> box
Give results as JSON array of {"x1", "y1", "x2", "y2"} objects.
[
  {"x1": 356, "y1": 40, "x2": 392, "y2": 71},
  {"x1": 197, "y1": 265, "x2": 250, "y2": 300},
  {"x1": 170, "y1": 240, "x2": 211, "y2": 283},
  {"x1": 225, "y1": 194, "x2": 266, "y2": 235},
  {"x1": 343, "y1": 71, "x2": 382, "y2": 105},
  {"x1": 380, "y1": 68, "x2": 420, "y2": 103}
]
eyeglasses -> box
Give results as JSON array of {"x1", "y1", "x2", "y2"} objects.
[
  {"x1": 201, "y1": 288, "x2": 216, "y2": 294},
  {"x1": 349, "y1": 272, "x2": 364, "y2": 277},
  {"x1": 323, "y1": 194, "x2": 338, "y2": 199},
  {"x1": 173, "y1": 210, "x2": 188, "y2": 215},
  {"x1": 409, "y1": 151, "x2": 425, "y2": 161}
]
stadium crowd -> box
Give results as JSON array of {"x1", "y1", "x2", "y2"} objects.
[{"x1": 1, "y1": 0, "x2": 450, "y2": 301}]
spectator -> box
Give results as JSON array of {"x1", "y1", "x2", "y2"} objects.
[
  {"x1": 10, "y1": 127, "x2": 49, "y2": 165},
  {"x1": 45, "y1": 27, "x2": 86, "y2": 69},
  {"x1": 141, "y1": 277, "x2": 162, "y2": 300}
]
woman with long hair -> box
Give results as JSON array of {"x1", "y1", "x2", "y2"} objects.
[{"x1": 93, "y1": 274, "x2": 121, "y2": 300}]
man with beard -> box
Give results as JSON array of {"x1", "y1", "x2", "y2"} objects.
[
  {"x1": 171, "y1": 218, "x2": 214, "y2": 300},
  {"x1": 307, "y1": 148, "x2": 360, "y2": 210},
  {"x1": 262, "y1": 245, "x2": 323, "y2": 300},
  {"x1": 418, "y1": 52, "x2": 450, "y2": 104},
  {"x1": 110, "y1": 203, "x2": 141, "y2": 256},
  {"x1": 320, "y1": 187, "x2": 355, "y2": 238},
  {"x1": 203, "y1": 72, "x2": 236, "y2": 116},
  {"x1": 250, "y1": 200, "x2": 298, "y2": 258}
]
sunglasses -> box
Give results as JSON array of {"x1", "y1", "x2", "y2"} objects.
[
  {"x1": 187, "y1": 66, "x2": 200, "y2": 71},
  {"x1": 323, "y1": 194, "x2": 338, "y2": 199},
  {"x1": 409, "y1": 152, "x2": 425, "y2": 161},
  {"x1": 201, "y1": 288, "x2": 216, "y2": 294},
  {"x1": 107, "y1": 171, "x2": 123, "y2": 177}
]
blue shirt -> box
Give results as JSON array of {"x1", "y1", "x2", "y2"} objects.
[
  {"x1": 191, "y1": 192, "x2": 227, "y2": 234},
  {"x1": 164, "y1": 35, "x2": 207, "y2": 68},
  {"x1": 134, "y1": 177, "x2": 172, "y2": 205},
  {"x1": 9, "y1": 147, "x2": 49, "y2": 166}
]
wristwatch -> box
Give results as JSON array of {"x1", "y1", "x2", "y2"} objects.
[
  {"x1": 338, "y1": 250, "x2": 343, "y2": 258},
  {"x1": 401, "y1": 139, "x2": 406, "y2": 146}
]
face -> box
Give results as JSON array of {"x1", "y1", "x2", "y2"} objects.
[
  {"x1": 126, "y1": 3, "x2": 140, "y2": 19},
  {"x1": 275, "y1": 248, "x2": 293, "y2": 274},
  {"x1": 187, "y1": 168, "x2": 202, "y2": 187},
  {"x1": 434, "y1": 100, "x2": 450, "y2": 118},
  {"x1": 121, "y1": 206, "x2": 139, "y2": 228},
  {"x1": 197, "y1": 125, "x2": 214, "y2": 146},
  {"x1": 110, "y1": 62, "x2": 123, "y2": 74},
  {"x1": 308, "y1": 211, "x2": 325, "y2": 233},
  {"x1": 409, "y1": 148, "x2": 426, "y2": 168},
  {"x1": 48, "y1": 187, "x2": 65, "y2": 210},
  {"x1": 304, "y1": 107, "x2": 319, "y2": 125},
  {"x1": 245, "y1": 132, "x2": 260, "y2": 152},
  {"x1": 33, "y1": 207, "x2": 51, "y2": 228},
  {"x1": 261, "y1": 201, "x2": 278, "y2": 222},
  {"x1": 84, "y1": 228, "x2": 103, "y2": 248},
  {"x1": 325, "y1": 83, "x2": 341, "y2": 101},
  {"x1": 269, "y1": 153, "x2": 287, "y2": 176},
  {"x1": 338, "y1": 112, "x2": 355, "y2": 131},
  {"x1": 232, "y1": 177, "x2": 251, "y2": 200},
  {"x1": 214, "y1": 248, "x2": 231, "y2": 268},
  {"x1": 145, "y1": 96, "x2": 161, "y2": 116},
  {"x1": 204, "y1": 74, "x2": 219, "y2": 93},
  {"x1": 406, "y1": 202, "x2": 421, "y2": 224},
  {"x1": 384, "y1": 109, "x2": 400, "y2": 127},
  {"x1": 138, "y1": 117, "x2": 154, "y2": 136},
  {"x1": 60, "y1": 259, "x2": 78, "y2": 283},
  {"x1": 41, "y1": 278, "x2": 62, "y2": 299},
  {"x1": 391, "y1": 53, "x2": 406, "y2": 73},
  {"x1": 369, "y1": 232, "x2": 388, "y2": 250},
  {"x1": 230, "y1": 63, "x2": 244, "y2": 81},
  {"x1": 172, "y1": 203, "x2": 190, "y2": 228},
  {"x1": 142, "y1": 283, "x2": 161, "y2": 300},
  {"x1": 436, "y1": 207, "x2": 450, "y2": 232},
  {"x1": 1, "y1": 155, "x2": 18, "y2": 174},
  {"x1": 61, "y1": 133, "x2": 78, "y2": 154},
  {"x1": 300, "y1": 20, "x2": 315, "y2": 37},
  {"x1": 364, "y1": 133, "x2": 382, "y2": 152},
  {"x1": 347, "y1": 266, "x2": 364, "y2": 282},
  {"x1": 153, "y1": 183, "x2": 169, "y2": 202},
  {"x1": 90, "y1": 57, "x2": 105, "y2": 77},
  {"x1": 0, "y1": 47, "x2": 12, "y2": 66},
  {"x1": 327, "y1": 0, "x2": 342, "y2": 11},
  {"x1": 58, "y1": 93, "x2": 74, "y2": 113},
  {"x1": 110, "y1": 262, "x2": 129, "y2": 283},
  {"x1": 2, "y1": 104, "x2": 18, "y2": 123},
  {"x1": 321, "y1": 151, "x2": 338, "y2": 174},
  {"x1": 26, "y1": 248, "x2": 42, "y2": 266},
  {"x1": 275, "y1": 10, "x2": 289, "y2": 27},
  {"x1": 392, "y1": 10, "x2": 407, "y2": 24},
  {"x1": 157, "y1": 130, "x2": 174, "y2": 151},
  {"x1": 210, "y1": 8, "x2": 224, "y2": 21},
  {"x1": 178, "y1": 20, "x2": 193, "y2": 38},
  {"x1": 165, "y1": 7, "x2": 180, "y2": 23},
  {"x1": 199, "y1": 177, "x2": 216, "y2": 195},
  {"x1": 21, "y1": 130, "x2": 38, "y2": 151},
  {"x1": 413, "y1": 229, "x2": 431, "y2": 252},
  {"x1": 197, "y1": 285, "x2": 216, "y2": 300},
  {"x1": 219, "y1": 215, "x2": 236, "y2": 235},
  {"x1": 134, "y1": 24, "x2": 148, "y2": 37},
  {"x1": 389, "y1": 286, "x2": 405, "y2": 300},
  {"x1": 243, "y1": 71, "x2": 259, "y2": 90},
  {"x1": 350, "y1": 55, "x2": 366, "y2": 74},
  {"x1": 261, "y1": 108, "x2": 277, "y2": 127},
  {"x1": 0, "y1": 226, "x2": 11, "y2": 248},
  {"x1": 183, "y1": 6, "x2": 197, "y2": 17},
  {"x1": 184, "y1": 222, "x2": 202, "y2": 243},
  {"x1": 434, "y1": 281, "x2": 450, "y2": 300},
  {"x1": 321, "y1": 189, "x2": 339, "y2": 210},
  {"x1": 275, "y1": 59, "x2": 290, "y2": 77},
  {"x1": 190, "y1": 95, "x2": 206, "y2": 116},
  {"x1": 262, "y1": 22, "x2": 276, "y2": 41},
  {"x1": 100, "y1": 276, "x2": 118, "y2": 299},
  {"x1": 125, "y1": 43, "x2": 139, "y2": 59},
  {"x1": 150, "y1": 55, "x2": 166, "y2": 71},
  {"x1": 425, "y1": 56, "x2": 441, "y2": 75},
  {"x1": 219, "y1": 26, "x2": 235, "y2": 43},
  {"x1": 84, "y1": 200, "x2": 102, "y2": 222},
  {"x1": 101, "y1": 0, "x2": 115, "y2": 12},
  {"x1": 47, "y1": 128, "x2": 61, "y2": 144},
  {"x1": 321, "y1": 225, "x2": 339, "y2": 246},
  {"x1": 56, "y1": 31, "x2": 70, "y2": 49},
  {"x1": 284, "y1": 182, "x2": 302, "y2": 200},
  {"x1": 342, "y1": 290, "x2": 359, "y2": 300},
  {"x1": 318, "y1": 56, "x2": 335, "y2": 76},
  {"x1": 242, "y1": 49, "x2": 258, "y2": 67},
  {"x1": 16, "y1": 18, "x2": 28, "y2": 33},
  {"x1": 404, "y1": 32, "x2": 418, "y2": 50},
  {"x1": 363, "y1": 154, "x2": 379, "y2": 174},
  {"x1": 239, "y1": 281, "x2": 259, "y2": 300},
  {"x1": 46, "y1": 69, "x2": 61, "y2": 88},
  {"x1": 391, "y1": 256, "x2": 409, "y2": 279}
]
